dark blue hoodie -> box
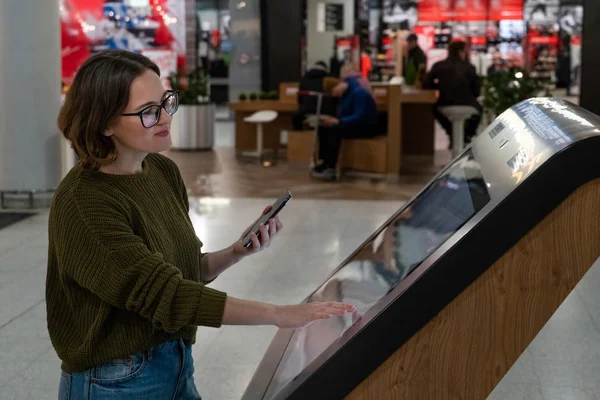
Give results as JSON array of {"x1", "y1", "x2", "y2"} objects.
[{"x1": 338, "y1": 77, "x2": 378, "y2": 129}]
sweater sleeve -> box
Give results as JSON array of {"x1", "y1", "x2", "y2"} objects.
[
  {"x1": 148, "y1": 154, "x2": 215, "y2": 284},
  {"x1": 57, "y1": 196, "x2": 227, "y2": 332}
]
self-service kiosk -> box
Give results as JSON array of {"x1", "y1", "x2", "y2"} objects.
[{"x1": 243, "y1": 98, "x2": 600, "y2": 400}]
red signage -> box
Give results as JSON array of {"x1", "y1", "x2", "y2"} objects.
[
  {"x1": 467, "y1": 0, "x2": 489, "y2": 21},
  {"x1": 471, "y1": 36, "x2": 487, "y2": 45},
  {"x1": 418, "y1": 0, "x2": 453, "y2": 22},
  {"x1": 420, "y1": 0, "x2": 493, "y2": 22},
  {"x1": 60, "y1": 0, "x2": 104, "y2": 86},
  {"x1": 419, "y1": 0, "x2": 524, "y2": 22},
  {"x1": 453, "y1": 0, "x2": 488, "y2": 21},
  {"x1": 453, "y1": 0, "x2": 470, "y2": 21},
  {"x1": 489, "y1": 0, "x2": 524, "y2": 20},
  {"x1": 529, "y1": 36, "x2": 559, "y2": 45}
]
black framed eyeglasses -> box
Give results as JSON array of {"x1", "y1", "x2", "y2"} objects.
[{"x1": 122, "y1": 91, "x2": 179, "y2": 128}]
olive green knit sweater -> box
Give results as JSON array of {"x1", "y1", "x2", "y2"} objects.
[{"x1": 46, "y1": 153, "x2": 227, "y2": 373}]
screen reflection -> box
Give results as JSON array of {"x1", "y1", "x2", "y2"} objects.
[{"x1": 265, "y1": 150, "x2": 490, "y2": 399}]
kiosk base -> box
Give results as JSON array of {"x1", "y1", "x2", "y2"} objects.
[{"x1": 347, "y1": 178, "x2": 600, "y2": 400}]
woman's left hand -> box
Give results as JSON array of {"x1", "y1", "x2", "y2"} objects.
[{"x1": 232, "y1": 206, "x2": 284, "y2": 258}]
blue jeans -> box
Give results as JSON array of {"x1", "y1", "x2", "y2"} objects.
[{"x1": 58, "y1": 339, "x2": 201, "y2": 400}]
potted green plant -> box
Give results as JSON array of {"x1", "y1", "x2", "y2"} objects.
[
  {"x1": 483, "y1": 67, "x2": 552, "y2": 120},
  {"x1": 168, "y1": 67, "x2": 215, "y2": 150},
  {"x1": 267, "y1": 90, "x2": 278, "y2": 100},
  {"x1": 239, "y1": 92, "x2": 248, "y2": 101},
  {"x1": 259, "y1": 91, "x2": 268, "y2": 100},
  {"x1": 249, "y1": 92, "x2": 258, "y2": 101},
  {"x1": 404, "y1": 61, "x2": 418, "y2": 89}
]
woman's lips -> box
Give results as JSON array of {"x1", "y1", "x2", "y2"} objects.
[{"x1": 155, "y1": 130, "x2": 169, "y2": 137}]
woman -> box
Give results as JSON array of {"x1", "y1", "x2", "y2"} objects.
[{"x1": 48, "y1": 50, "x2": 354, "y2": 399}]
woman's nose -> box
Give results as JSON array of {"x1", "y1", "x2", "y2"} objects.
[{"x1": 158, "y1": 107, "x2": 173, "y2": 125}]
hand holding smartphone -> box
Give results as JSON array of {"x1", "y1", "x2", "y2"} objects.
[{"x1": 242, "y1": 189, "x2": 292, "y2": 248}]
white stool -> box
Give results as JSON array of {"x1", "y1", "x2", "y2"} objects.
[
  {"x1": 243, "y1": 110, "x2": 278, "y2": 162},
  {"x1": 439, "y1": 106, "x2": 479, "y2": 157}
]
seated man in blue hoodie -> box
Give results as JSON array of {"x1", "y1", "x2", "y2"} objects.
[{"x1": 312, "y1": 76, "x2": 378, "y2": 180}]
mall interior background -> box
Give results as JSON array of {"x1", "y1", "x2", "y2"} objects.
[
  {"x1": 58, "y1": 0, "x2": 587, "y2": 105},
  {"x1": 1, "y1": 0, "x2": 600, "y2": 399}
]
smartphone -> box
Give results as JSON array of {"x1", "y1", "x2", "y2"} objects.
[{"x1": 242, "y1": 189, "x2": 292, "y2": 248}]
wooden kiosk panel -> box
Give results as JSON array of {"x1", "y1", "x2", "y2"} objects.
[{"x1": 347, "y1": 178, "x2": 600, "y2": 400}]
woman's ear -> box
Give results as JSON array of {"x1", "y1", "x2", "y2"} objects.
[{"x1": 104, "y1": 128, "x2": 113, "y2": 137}]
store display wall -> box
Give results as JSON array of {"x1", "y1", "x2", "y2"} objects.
[
  {"x1": 60, "y1": 0, "x2": 187, "y2": 87},
  {"x1": 366, "y1": 0, "x2": 582, "y2": 86}
]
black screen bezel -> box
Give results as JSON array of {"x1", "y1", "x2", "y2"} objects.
[{"x1": 263, "y1": 150, "x2": 491, "y2": 399}]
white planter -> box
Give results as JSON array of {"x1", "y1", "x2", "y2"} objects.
[{"x1": 170, "y1": 103, "x2": 215, "y2": 150}]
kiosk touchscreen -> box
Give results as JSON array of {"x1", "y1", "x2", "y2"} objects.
[
  {"x1": 243, "y1": 98, "x2": 600, "y2": 400},
  {"x1": 264, "y1": 149, "x2": 489, "y2": 398}
]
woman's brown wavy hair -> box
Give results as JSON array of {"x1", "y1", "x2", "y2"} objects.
[{"x1": 58, "y1": 50, "x2": 160, "y2": 170}]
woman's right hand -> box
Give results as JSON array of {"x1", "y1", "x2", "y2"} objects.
[
  {"x1": 319, "y1": 116, "x2": 340, "y2": 127},
  {"x1": 221, "y1": 296, "x2": 355, "y2": 328},
  {"x1": 273, "y1": 302, "x2": 355, "y2": 329}
]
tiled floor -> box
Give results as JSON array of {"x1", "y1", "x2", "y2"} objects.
[
  {"x1": 164, "y1": 119, "x2": 448, "y2": 201},
  {"x1": 1, "y1": 197, "x2": 600, "y2": 399},
  {"x1": 164, "y1": 146, "x2": 441, "y2": 201}
]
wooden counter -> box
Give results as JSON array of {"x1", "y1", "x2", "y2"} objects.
[
  {"x1": 372, "y1": 83, "x2": 437, "y2": 175},
  {"x1": 229, "y1": 101, "x2": 298, "y2": 113},
  {"x1": 229, "y1": 83, "x2": 437, "y2": 176}
]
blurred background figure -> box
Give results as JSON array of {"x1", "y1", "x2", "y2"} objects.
[
  {"x1": 404, "y1": 33, "x2": 427, "y2": 80},
  {"x1": 487, "y1": 51, "x2": 506, "y2": 75},
  {"x1": 423, "y1": 41, "x2": 482, "y2": 148}
]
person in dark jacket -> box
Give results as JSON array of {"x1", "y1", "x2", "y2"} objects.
[
  {"x1": 487, "y1": 51, "x2": 506, "y2": 76},
  {"x1": 423, "y1": 41, "x2": 482, "y2": 147},
  {"x1": 404, "y1": 34, "x2": 427, "y2": 78},
  {"x1": 311, "y1": 76, "x2": 378, "y2": 180},
  {"x1": 292, "y1": 61, "x2": 336, "y2": 130}
]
